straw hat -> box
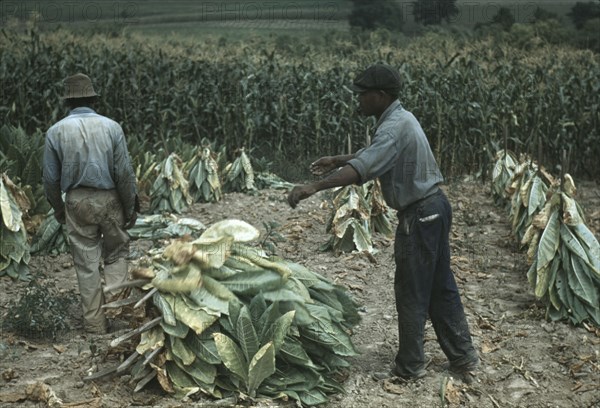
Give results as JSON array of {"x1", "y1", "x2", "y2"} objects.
[{"x1": 63, "y1": 73, "x2": 99, "y2": 99}]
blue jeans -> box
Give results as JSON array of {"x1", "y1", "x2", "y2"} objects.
[{"x1": 393, "y1": 189, "x2": 478, "y2": 377}]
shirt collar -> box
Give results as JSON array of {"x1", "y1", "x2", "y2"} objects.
[
  {"x1": 375, "y1": 99, "x2": 402, "y2": 129},
  {"x1": 68, "y1": 107, "x2": 96, "y2": 115}
]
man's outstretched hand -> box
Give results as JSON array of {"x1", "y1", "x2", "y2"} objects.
[
  {"x1": 287, "y1": 184, "x2": 317, "y2": 209},
  {"x1": 310, "y1": 156, "x2": 338, "y2": 176}
]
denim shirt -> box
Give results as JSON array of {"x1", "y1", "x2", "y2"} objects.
[
  {"x1": 347, "y1": 100, "x2": 443, "y2": 211},
  {"x1": 43, "y1": 107, "x2": 137, "y2": 215}
]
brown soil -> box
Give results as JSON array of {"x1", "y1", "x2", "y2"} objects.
[{"x1": 1, "y1": 180, "x2": 599, "y2": 408}]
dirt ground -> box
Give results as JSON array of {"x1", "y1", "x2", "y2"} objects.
[{"x1": 1, "y1": 179, "x2": 599, "y2": 408}]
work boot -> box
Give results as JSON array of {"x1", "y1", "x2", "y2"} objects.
[
  {"x1": 374, "y1": 357, "x2": 432, "y2": 381},
  {"x1": 445, "y1": 360, "x2": 480, "y2": 384}
]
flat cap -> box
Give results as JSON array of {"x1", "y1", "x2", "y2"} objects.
[{"x1": 351, "y1": 64, "x2": 401, "y2": 93}]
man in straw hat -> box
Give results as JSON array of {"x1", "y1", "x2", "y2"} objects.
[
  {"x1": 43, "y1": 73, "x2": 139, "y2": 334},
  {"x1": 287, "y1": 64, "x2": 479, "y2": 383}
]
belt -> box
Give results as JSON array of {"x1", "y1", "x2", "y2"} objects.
[{"x1": 397, "y1": 187, "x2": 442, "y2": 218}]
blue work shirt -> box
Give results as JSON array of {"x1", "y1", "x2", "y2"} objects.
[
  {"x1": 43, "y1": 107, "x2": 137, "y2": 217},
  {"x1": 347, "y1": 100, "x2": 443, "y2": 211}
]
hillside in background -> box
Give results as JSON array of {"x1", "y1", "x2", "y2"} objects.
[{"x1": 0, "y1": 0, "x2": 586, "y2": 37}]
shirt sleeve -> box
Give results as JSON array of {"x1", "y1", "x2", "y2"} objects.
[
  {"x1": 347, "y1": 130, "x2": 403, "y2": 184},
  {"x1": 112, "y1": 125, "x2": 138, "y2": 218},
  {"x1": 42, "y1": 132, "x2": 64, "y2": 211}
]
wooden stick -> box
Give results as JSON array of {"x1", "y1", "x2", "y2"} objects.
[
  {"x1": 82, "y1": 365, "x2": 118, "y2": 382},
  {"x1": 103, "y1": 279, "x2": 150, "y2": 294},
  {"x1": 117, "y1": 351, "x2": 140, "y2": 373},
  {"x1": 134, "y1": 370, "x2": 157, "y2": 393},
  {"x1": 143, "y1": 346, "x2": 163, "y2": 366},
  {"x1": 101, "y1": 295, "x2": 142, "y2": 309},
  {"x1": 109, "y1": 317, "x2": 162, "y2": 348},
  {"x1": 134, "y1": 287, "x2": 157, "y2": 309}
]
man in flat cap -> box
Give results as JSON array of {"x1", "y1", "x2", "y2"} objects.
[
  {"x1": 43, "y1": 73, "x2": 139, "y2": 334},
  {"x1": 287, "y1": 64, "x2": 479, "y2": 383}
]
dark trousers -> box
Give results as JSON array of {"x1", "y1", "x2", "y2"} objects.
[{"x1": 393, "y1": 189, "x2": 478, "y2": 377}]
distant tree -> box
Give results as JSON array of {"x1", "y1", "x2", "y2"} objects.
[
  {"x1": 531, "y1": 7, "x2": 559, "y2": 23},
  {"x1": 568, "y1": 1, "x2": 600, "y2": 29},
  {"x1": 491, "y1": 7, "x2": 515, "y2": 31},
  {"x1": 348, "y1": 0, "x2": 404, "y2": 31},
  {"x1": 412, "y1": 0, "x2": 458, "y2": 25}
]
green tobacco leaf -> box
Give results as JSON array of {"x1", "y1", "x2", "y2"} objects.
[
  {"x1": 247, "y1": 342, "x2": 276, "y2": 397},
  {"x1": 271, "y1": 311, "x2": 295, "y2": 352},
  {"x1": 298, "y1": 389, "x2": 329, "y2": 406},
  {"x1": 535, "y1": 252, "x2": 560, "y2": 298},
  {"x1": 562, "y1": 224, "x2": 599, "y2": 281},
  {"x1": 30, "y1": 214, "x2": 62, "y2": 254},
  {"x1": 568, "y1": 254, "x2": 598, "y2": 307},
  {"x1": 280, "y1": 337, "x2": 316, "y2": 368},
  {"x1": 249, "y1": 294, "x2": 267, "y2": 328},
  {"x1": 160, "y1": 319, "x2": 189, "y2": 339},
  {"x1": 177, "y1": 354, "x2": 217, "y2": 385},
  {"x1": 153, "y1": 292, "x2": 176, "y2": 326},
  {"x1": 185, "y1": 334, "x2": 221, "y2": 365},
  {"x1": 353, "y1": 220, "x2": 373, "y2": 252},
  {"x1": 282, "y1": 261, "x2": 321, "y2": 288},
  {"x1": 198, "y1": 219, "x2": 260, "y2": 243},
  {"x1": 0, "y1": 176, "x2": 22, "y2": 232},
  {"x1": 259, "y1": 302, "x2": 281, "y2": 345},
  {"x1": 527, "y1": 176, "x2": 546, "y2": 216},
  {"x1": 220, "y1": 270, "x2": 283, "y2": 295},
  {"x1": 165, "y1": 361, "x2": 197, "y2": 389},
  {"x1": 213, "y1": 332, "x2": 248, "y2": 384},
  {"x1": 547, "y1": 255, "x2": 562, "y2": 310},
  {"x1": 170, "y1": 336, "x2": 196, "y2": 365},
  {"x1": 283, "y1": 277, "x2": 312, "y2": 302},
  {"x1": 202, "y1": 275, "x2": 237, "y2": 301},
  {"x1": 192, "y1": 236, "x2": 233, "y2": 269},
  {"x1": 572, "y1": 224, "x2": 600, "y2": 277},
  {"x1": 136, "y1": 326, "x2": 165, "y2": 355},
  {"x1": 302, "y1": 304, "x2": 358, "y2": 357},
  {"x1": 237, "y1": 306, "x2": 259, "y2": 362},
  {"x1": 536, "y1": 210, "x2": 560, "y2": 273},
  {"x1": 262, "y1": 289, "x2": 308, "y2": 304},
  {"x1": 168, "y1": 294, "x2": 219, "y2": 335},
  {"x1": 188, "y1": 287, "x2": 229, "y2": 315}
]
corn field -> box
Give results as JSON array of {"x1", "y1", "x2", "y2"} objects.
[{"x1": 1, "y1": 28, "x2": 599, "y2": 180}]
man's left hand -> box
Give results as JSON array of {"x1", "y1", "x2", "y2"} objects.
[{"x1": 287, "y1": 184, "x2": 317, "y2": 209}]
